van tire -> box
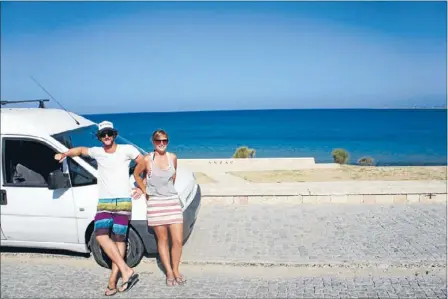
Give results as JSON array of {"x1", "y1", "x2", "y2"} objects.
[{"x1": 90, "y1": 227, "x2": 145, "y2": 269}]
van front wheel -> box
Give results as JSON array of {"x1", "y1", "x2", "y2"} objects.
[{"x1": 89, "y1": 227, "x2": 145, "y2": 269}]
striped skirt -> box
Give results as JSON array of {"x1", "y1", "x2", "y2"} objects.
[{"x1": 146, "y1": 196, "x2": 183, "y2": 227}]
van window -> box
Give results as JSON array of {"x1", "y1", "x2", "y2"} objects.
[
  {"x1": 66, "y1": 157, "x2": 97, "y2": 187},
  {"x1": 2, "y1": 138, "x2": 62, "y2": 187}
]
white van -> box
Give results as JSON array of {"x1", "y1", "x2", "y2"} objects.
[{"x1": 0, "y1": 106, "x2": 201, "y2": 268}]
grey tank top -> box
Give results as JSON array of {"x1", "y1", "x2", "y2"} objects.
[{"x1": 145, "y1": 152, "x2": 178, "y2": 198}]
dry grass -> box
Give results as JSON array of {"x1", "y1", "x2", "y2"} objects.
[
  {"x1": 229, "y1": 165, "x2": 447, "y2": 183},
  {"x1": 194, "y1": 172, "x2": 216, "y2": 184}
]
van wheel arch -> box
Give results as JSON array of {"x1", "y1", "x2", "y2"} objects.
[
  {"x1": 85, "y1": 222, "x2": 95, "y2": 250},
  {"x1": 86, "y1": 223, "x2": 145, "y2": 269}
]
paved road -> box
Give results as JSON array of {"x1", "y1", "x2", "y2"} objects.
[
  {"x1": 182, "y1": 204, "x2": 447, "y2": 266},
  {"x1": 1, "y1": 255, "x2": 446, "y2": 298},
  {"x1": 1, "y1": 204, "x2": 447, "y2": 298}
]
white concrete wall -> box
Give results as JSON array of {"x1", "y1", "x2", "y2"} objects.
[{"x1": 178, "y1": 157, "x2": 338, "y2": 172}]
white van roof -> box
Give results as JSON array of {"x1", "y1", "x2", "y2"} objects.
[{"x1": 1, "y1": 108, "x2": 95, "y2": 137}]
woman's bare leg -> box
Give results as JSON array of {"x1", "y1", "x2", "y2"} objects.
[
  {"x1": 168, "y1": 223, "x2": 184, "y2": 282},
  {"x1": 153, "y1": 225, "x2": 175, "y2": 284}
]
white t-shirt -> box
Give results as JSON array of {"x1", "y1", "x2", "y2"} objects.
[{"x1": 87, "y1": 144, "x2": 141, "y2": 199}]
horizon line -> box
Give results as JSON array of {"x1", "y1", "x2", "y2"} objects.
[{"x1": 81, "y1": 106, "x2": 448, "y2": 116}]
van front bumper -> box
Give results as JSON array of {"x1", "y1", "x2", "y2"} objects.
[{"x1": 130, "y1": 184, "x2": 202, "y2": 254}]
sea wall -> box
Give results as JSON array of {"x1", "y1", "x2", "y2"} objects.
[{"x1": 178, "y1": 157, "x2": 339, "y2": 172}]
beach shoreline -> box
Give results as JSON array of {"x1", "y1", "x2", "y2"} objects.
[
  {"x1": 178, "y1": 157, "x2": 448, "y2": 185},
  {"x1": 228, "y1": 165, "x2": 447, "y2": 183}
]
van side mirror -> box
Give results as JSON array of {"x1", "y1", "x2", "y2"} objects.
[{"x1": 48, "y1": 170, "x2": 71, "y2": 190}]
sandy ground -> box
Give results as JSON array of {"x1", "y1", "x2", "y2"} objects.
[
  {"x1": 194, "y1": 172, "x2": 216, "y2": 184},
  {"x1": 229, "y1": 165, "x2": 447, "y2": 183}
]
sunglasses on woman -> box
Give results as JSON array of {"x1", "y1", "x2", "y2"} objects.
[{"x1": 154, "y1": 138, "x2": 169, "y2": 145}]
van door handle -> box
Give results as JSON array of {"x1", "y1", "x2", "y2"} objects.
[{"x1": 0, "y1": 189, "x2": 7, "y2": 205}]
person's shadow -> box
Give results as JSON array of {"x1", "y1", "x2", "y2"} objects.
[
  {"x1": 154, "y1": 255, "x2": 168, "y2": 276},
  {"x1": 144, "y1": 235, "x2": 176, "y2": 277}
]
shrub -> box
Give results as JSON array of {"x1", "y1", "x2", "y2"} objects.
[
  {"x1": 232, "y1": 146, "x2": 256, "y2": 158},
  {"x1": 358, "y1": 156, "x2": 375, "y2": 166},
  {"x1": 331, "y1": 148, "x2": 349, "y2": 164}
]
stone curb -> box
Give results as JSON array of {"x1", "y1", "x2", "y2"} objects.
[
  {"x1": 2, "y1": 252, "x2": 445, "y2": 271},
  {"x1": 199, "y1": 180, "x2": 447, "y2": 197},
  {"x1": 172, "y1": 259, "x2": 447, "y2": 269},
  {"x1": 201, "y1": 193, "x2": 447, "y2": 205}
]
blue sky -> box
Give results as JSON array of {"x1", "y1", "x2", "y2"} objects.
[{"x1": 1, "y1": 1, "x2": 446, "y2": 114}]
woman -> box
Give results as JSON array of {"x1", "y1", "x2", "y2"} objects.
[{"x1": 133, "y1": 129, "x2": 186, "y2": 286}]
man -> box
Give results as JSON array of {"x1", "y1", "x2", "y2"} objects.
[{"x1": 54, "y1": 121, "x2": 142, "y2": 295}]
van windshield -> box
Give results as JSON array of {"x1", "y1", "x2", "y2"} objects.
[{"x1": 52, "y1": 124, "x2": 148, "y2": 169}]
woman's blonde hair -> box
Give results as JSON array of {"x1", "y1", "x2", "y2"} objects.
[{"x1": 152, "y1": 129, "x2": 169, "y2": 141}]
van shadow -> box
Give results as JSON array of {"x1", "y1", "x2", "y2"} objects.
[
  {"x1": 0, "y1": 246, "x2": 91, "y2": 258},
  {"x1": 2, "y1": 247, "x2": 178, "y2": 278}
]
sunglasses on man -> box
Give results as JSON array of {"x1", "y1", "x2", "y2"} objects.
[{"x1": 98, "y1": 130, "x2": 116, "y2": 138}]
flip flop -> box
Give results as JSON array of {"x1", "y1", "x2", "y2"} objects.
[
  {"x1": 104, "y1": 286, "x2": 117, "y2": 296},
  {"x1": 175, "y1": 275, "x2": 186, "y2": 285},
  {"x1": 166, "y1": 277, "x2": 177, "y2": 286},
  {"x1": 119, "y1": 273, "x2": 139, "y2": 293}
]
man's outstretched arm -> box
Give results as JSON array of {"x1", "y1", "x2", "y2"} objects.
[{"x1": 55, "y1": 147, "x2": 89, "y2": 162}]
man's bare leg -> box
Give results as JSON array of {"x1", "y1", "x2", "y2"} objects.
[
  {"x1": 105, "y1": 240, "x2": 126, "y2": 295},
  {"x1": 96, "y1": 235, "x2": 135, "y2": 291}
]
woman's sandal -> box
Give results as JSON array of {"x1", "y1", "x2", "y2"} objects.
[
  {"x1": 175, "y1": 275, "x2": 186, "y2": 285},
  {"x1": 104, "y1": 286, "x2": 117, "y2": 297},
  {"x1": 166, "y1": 277, "x2": 178, "y2": 286}
]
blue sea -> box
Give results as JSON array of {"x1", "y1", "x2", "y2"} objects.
[{"x1": 84, "y1": 109, "x2": 447, "y2": 166}]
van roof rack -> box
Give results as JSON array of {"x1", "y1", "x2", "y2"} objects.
[{"x1": 0, "y1": 99, "x2": 49, "y2": 108}]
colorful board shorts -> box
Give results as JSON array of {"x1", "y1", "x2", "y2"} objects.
[{"x1": 94, "y1": 197, "x2": 132, "y2": 242}]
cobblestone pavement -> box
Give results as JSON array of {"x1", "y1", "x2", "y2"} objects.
[
  {"x1": 1, "y1": 256, "x2": 446, "y2": 299},
  {"x1": 1, "y1": 204, "x2": 447, "y2": 298},
  {"x1": 181, "y1": 204, "x2": 447, "y2": 266}
]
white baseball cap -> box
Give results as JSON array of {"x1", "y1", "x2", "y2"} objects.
[{"x1": 97, "y1": 121, "x2": 116, "y2": 133}]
